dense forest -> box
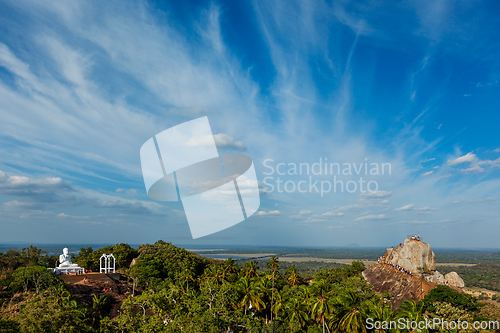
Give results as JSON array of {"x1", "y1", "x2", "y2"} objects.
[
  {"x1": 0, "y1": 241, "x2": 499, "y2": 332},
  {"x1": 239, "y1": 260, "x2": 345, "y2": 278}
]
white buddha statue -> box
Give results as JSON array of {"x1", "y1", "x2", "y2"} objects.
[{"x1": 58, "y1": 248, "x2": 79, "y2": 267}]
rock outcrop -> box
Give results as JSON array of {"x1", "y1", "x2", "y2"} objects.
[
  {"x1": 444, "y1": 272, "x2": 465, "y2": 288},
  {"x1": 382, "y1": 239, "x2": 464, "y2": 287},
  {"x1": 384, "y1": 238, "x2": 436, "y2": 273},
  {"x1": 364, "y1": 237, "x2": 465, "y2": 309},
  {"x1": 130, "y1": 258, "x2": 138, "y2": 268}
]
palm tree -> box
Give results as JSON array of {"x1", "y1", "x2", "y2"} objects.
[
  {"x1": 267, "y1": 256, "x2": 280, "y2": 323},
  {"x1": 225, "y1": 258, "x2": 238, "y2": 274},
  {"x1": 256, "y1": 274, "x2": 273, "y2": 323},
  {"x1": 203, "y1": 264, "x2": 223, "y2": 285},
  {"x1": 219, "y1": 265, "x2": 232, "y2": 282},
  {"x1": 167, "y1": 282, "x2": 182, "y2": 305},
  {"x1": 271, "y1": 290, "x2": 285, "y2": 321},
  {"x1": 287, "y1": 265, "x2": 300, "y2": 286},
  {"x1": 297, "y1": 285, "x2": 313, "y2": 313},
  {"x1": 236, "y1": 277, "x2": 265, "y2": 315},
  {"x1": 285, "y1": 297, "x2": 309, "y2": 331},
  {"x1": 50, "y1": 284, "x2": 69, "y2": 305},
  {"x1": 53, "y1": 285, "x2": 82, "y2": 313},
  {"x1": 399, "y1": 299, "x2": 423, "y2": 320},
  {"x1": 366, "y1": 300, "x2": 397, "y2": 333},
  {"x1": 310, "y1": 280, "x2": 333, "y2": 333},
  {"x1": 179, "y1": 268, "x2": 195, "y2": 293},
  {"x1": 399, "y1": 300, "x2": 428, "y2": 333},
  {"x1": 242, "y1": 260, "x2": 259, "y2": 279},
  {"x1": 89, "y1": 294, "x2": 109, "y2": 330},
  {"x1": 329, "y1": 290, "x2": 368, "y2": 333}
]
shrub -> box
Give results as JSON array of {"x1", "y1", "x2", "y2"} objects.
[{"x1": 423, "y1": 285, "x2": 480, "y2": 313}]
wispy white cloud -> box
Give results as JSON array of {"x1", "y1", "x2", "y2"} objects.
[
  {"x1": 255, "y1": 210, "x2": 281, "y2": 216},
  {"x1": 452, "y1": 198, "x2": 500, "y2": 204},
  {"x1": 384, "y1": 220, "x2": 429, "y2": 226},
  {"x1": 447, "y1": 152, "x2": 476, "y2": 165},
  {"x1": 116, "y1": 188, "x2": 138, "y2": 198},
  {"x1": 460, "y1": 165, "x2": 485, "y2": 173},
  {"x1": 477, "y1": 157, "x2": 500, "y2": 168},
  {"x1": 19, "y1": 210, "x2": 53, "y2": 219},
  {"x1": 322, "y1": 211, "x2": 344, "y2": 217},
  {"x1": 394, "y1": 204, "x2": 415, "y2": 211},
  {"x1": 0, "y1": 170, "x2": 170, "y2": 219},
  {"x1": 394, "y1": 204, "x2": 437, "y2": 214},
  {"x1": 301, "y1": 217, "x2": 327, "y2": 223},
  {"x1": 335, "y1": 204, "x2": 364, "y2": 212},
  {"x1": 293, "y1": 209, "x2": 345, "y2": 223},
  {"x1": 169, "y1": 107, "x2": 211, "y2": 117},
  {"x1": 444, "y1": 152, "x2": 500, "y2": 174},
  {"x1": 289, "y1": 209, "x2": 315, "y2": 220},
  {"x1": 0, "y1": 1, "x2": 261, "y2": 184},
  {"x1": 355, "y1": 214, "x2": 388, "y2": 221},
  {"x1": 0, "y1": 170, "x2": 73, "y2": 194},
  {"x1": 57, "y1": 213, "x2": 89, "y2": 219},
  {"x1": 213, "y1": 133, "x2": 247, "y2": 151},
  {"x1": 358, "y1": 191, "x2": 392, "y2": 199}
]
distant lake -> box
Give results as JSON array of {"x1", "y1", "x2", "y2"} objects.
[
  {"x1": 203, "y1": 254, "x2": 272, "y2": 261},
  {"x1": 204, "y1": 255, "x2": 249, "y2": 260}
]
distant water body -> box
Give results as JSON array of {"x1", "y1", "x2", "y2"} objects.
[{"x1": 203, "y1": 254, "x2": 272, "y2": 260}]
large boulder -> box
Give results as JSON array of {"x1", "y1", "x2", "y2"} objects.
[
  {"x1": 384, "y1": 238, "x2": 436, "y2": 273},
  {"x1": 445, "y1": 272, "x2": 465, "y2": 288}
]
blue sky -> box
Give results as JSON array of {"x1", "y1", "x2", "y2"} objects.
[{"x1": 0, "y1": 0, "x2": 499, "y2": 248}]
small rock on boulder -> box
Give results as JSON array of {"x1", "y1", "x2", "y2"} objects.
[{"x1": 425, "y1": 271, "x2": 447, "y2": 285}]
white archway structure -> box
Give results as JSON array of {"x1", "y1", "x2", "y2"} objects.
[{"x1": 99, "y1": 254, "x2": 116, "y2": 273}]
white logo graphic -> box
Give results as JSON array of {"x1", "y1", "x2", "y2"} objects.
[{"x1": 140, "y1": 117, "x2": 260, "y2": 238}]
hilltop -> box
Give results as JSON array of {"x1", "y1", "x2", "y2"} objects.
[{"x1": 363, "y1": 237, "x2": 465, "y2": 309}]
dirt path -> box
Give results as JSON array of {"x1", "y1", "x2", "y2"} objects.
[{"x1": 61, "y1": 272, "x2": 133, "y2": 318}]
